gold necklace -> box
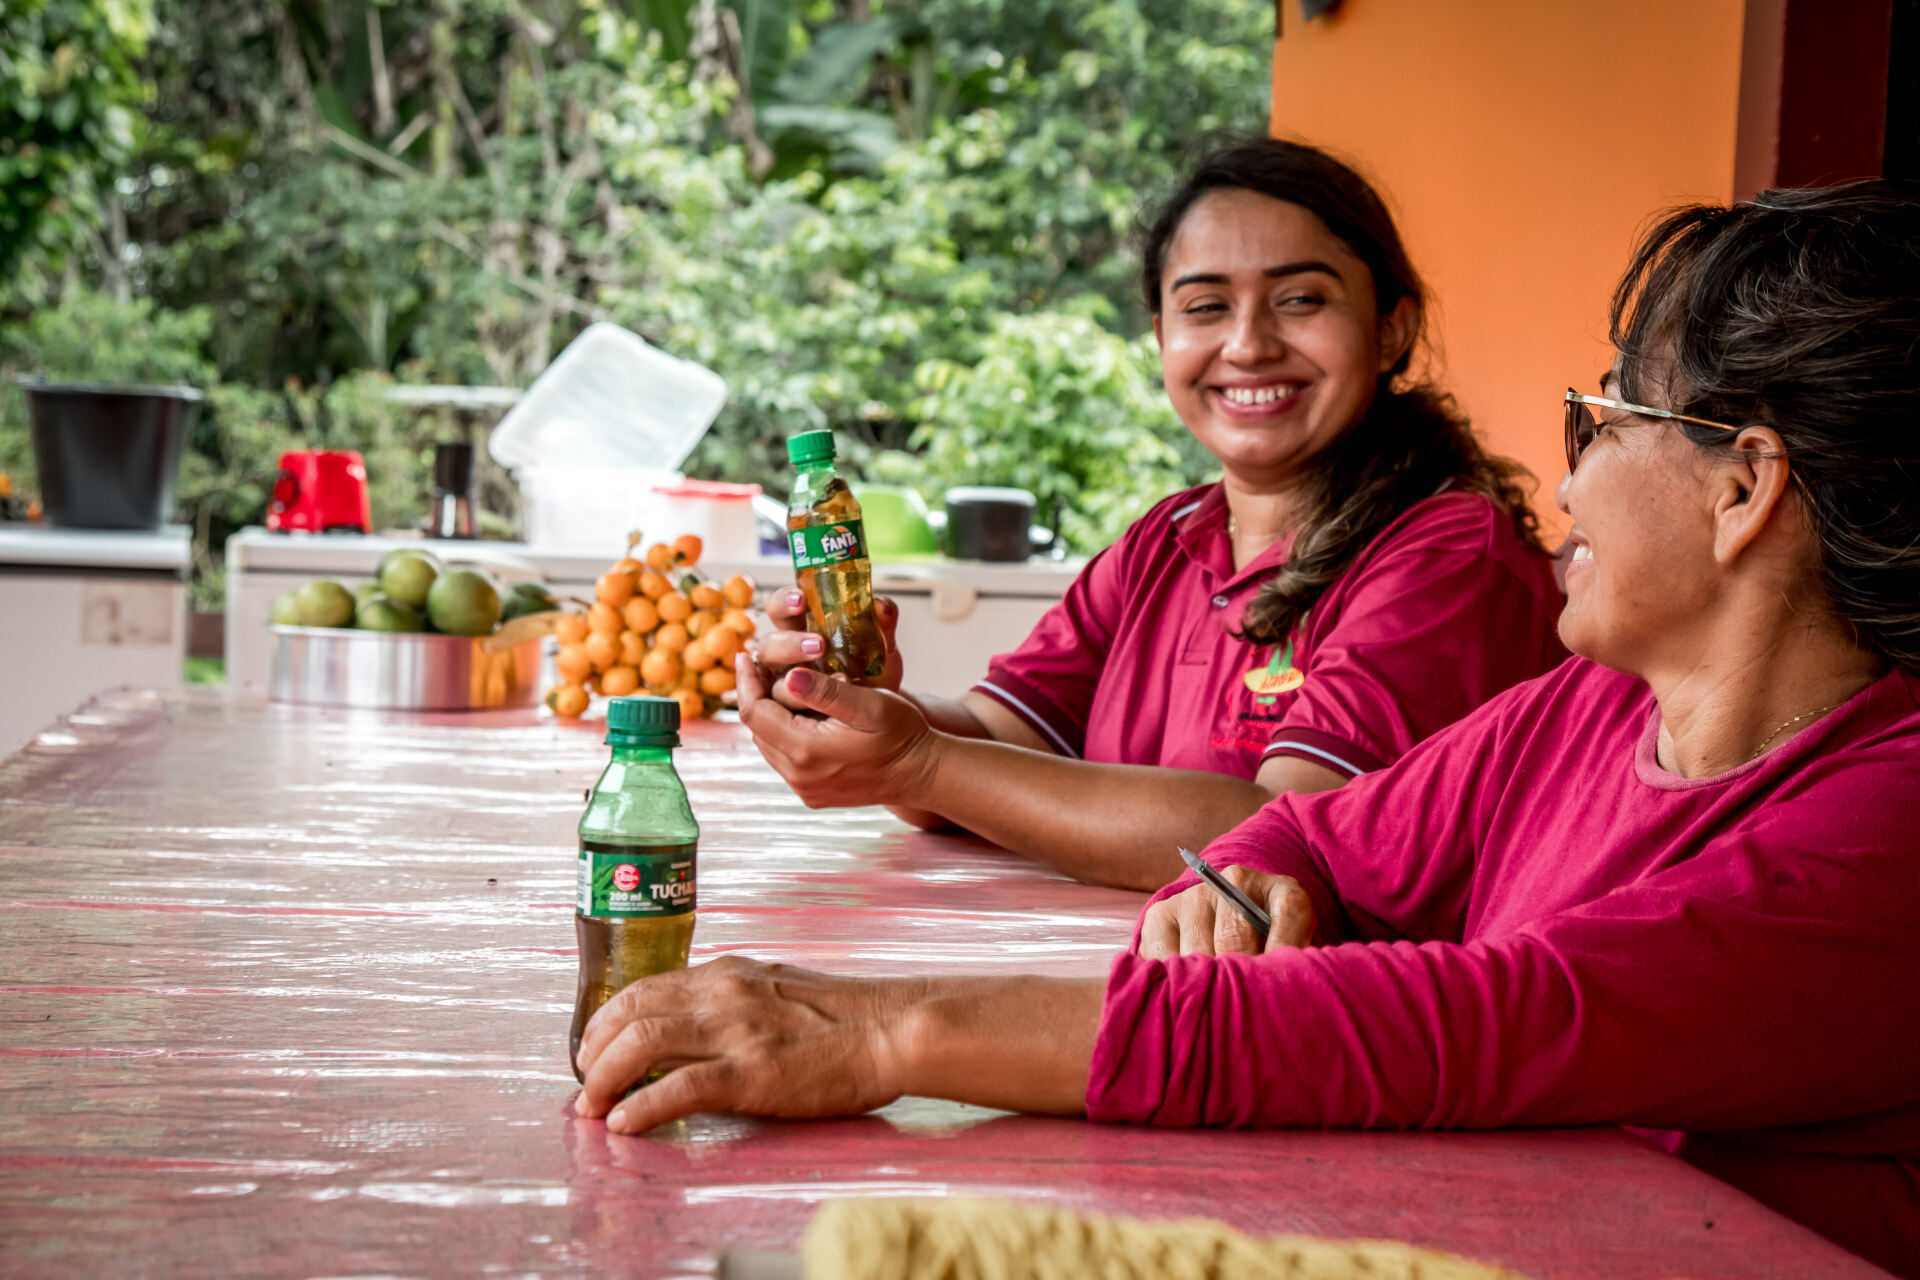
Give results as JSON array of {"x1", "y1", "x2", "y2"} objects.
[{"x1": 1746, "y1": 701, "x2": 1841, "y2": 762}]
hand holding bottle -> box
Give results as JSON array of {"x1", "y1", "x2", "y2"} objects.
[
  {"x1": 733, "y1": 652, "x2": 941, "y2": 810},
  {"x1": 750, "y1": 588, "x2": 905, "y2": 711}
]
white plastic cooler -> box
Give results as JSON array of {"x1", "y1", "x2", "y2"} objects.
[{"x1": 488, "y1": 323, "x2": 732, "y2": 550}]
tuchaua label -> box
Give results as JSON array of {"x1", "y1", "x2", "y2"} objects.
[
  {"x1": 576, "y1": 840, "x2": 696, "y2": 918},
  {"x1": 789, "y1": 519, "x2": 868, "y2": 570}
]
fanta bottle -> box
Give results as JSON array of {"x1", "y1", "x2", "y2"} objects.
[{"x1": 785, "y1": 431, "x2": 887, "y2": 683}]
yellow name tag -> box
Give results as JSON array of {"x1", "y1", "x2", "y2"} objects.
[{"x1": 1244, "y1": 667, "x2": 1304, "y2": 695}]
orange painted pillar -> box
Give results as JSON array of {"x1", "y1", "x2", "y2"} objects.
[{"x1": 1270, "y1": 0, "x2": 1746, "y2": 535}]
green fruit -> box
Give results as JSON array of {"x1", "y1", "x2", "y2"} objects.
[
  {"x1": 269, "y1": 591, "x2": 303, "y2": 626},
  {"x1": 294, "y1": 579, "x2": 357, "y2": 629},
  {"x1": 379, "y1": 551, "x2": 440, "y2": 609},
  {"x1": 377, "y1": 546, "x2": 442, "y2": 579},
  {"x1": 425, "y1": 568, "x2": 502, "y2": 636},
  {"x1": 500, "y1": 581, "x2": 558, "y2": 622},
  {"x1": 353, "y1": 581, "x2": 383, "y2": 604},
  {"x1": 356, "y1": 594, "x2": 423, "y2": 633}
]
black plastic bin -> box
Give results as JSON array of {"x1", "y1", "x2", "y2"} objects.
[{"x1": 21, "y1": 381, "x2": 203, "y2": 531}]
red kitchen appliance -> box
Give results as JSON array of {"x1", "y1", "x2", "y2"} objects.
[{"x1": 268, "y1": 450, "x2": 372, "y2": 534}]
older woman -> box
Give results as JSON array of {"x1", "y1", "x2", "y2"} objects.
[
  {"x1": 733, "y1": 137, "x2": 1565, "y2": 892},
  {"x1": 580, "y1": 184, "x2": 1920, "y2": 1274}
]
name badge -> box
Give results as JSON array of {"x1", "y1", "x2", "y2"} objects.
[{"x1": 1243, "y1": 639, "x2": 1303, "y2": 696}]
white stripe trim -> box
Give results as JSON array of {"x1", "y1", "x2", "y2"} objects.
[
  {"x1": 974, "y1": 681, "x2": 1080, "y2": 759},
  {"x1": 1262, "y1": 739, "x2": 1368, "y2": 776},
  {"x1": 1170, "y1": 498, "x2": 1205, "y2": 519}
]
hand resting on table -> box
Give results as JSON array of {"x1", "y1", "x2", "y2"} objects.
[
  {"x1": 1138, "y1": 864, "x2": 1319, "y2": 959},
  {"x1": 572, "y1": 956, "x2": 1102, "y2": 1133}
]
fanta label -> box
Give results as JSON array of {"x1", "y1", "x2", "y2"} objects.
[{"x1": 790, "y1": 519, "x2": 869, "y2": 570}]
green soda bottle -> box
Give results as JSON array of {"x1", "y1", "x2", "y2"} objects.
[
  {"x1": 786, "y1": 430, "x2": 887, "y2": 683},
  {"x1": 569, "y1": 695, "x2": 698, "y2": 1082}
]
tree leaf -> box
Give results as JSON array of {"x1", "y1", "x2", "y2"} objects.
[
  {"x1": 773, "y1": 17, "x2": 909, "y2": 106},
  {"x1": 721, "y1": 0, "x2": 793, "y2": 105},
  {"x1": 624, "y1": 0, "x2": 694, "y2": 62},
  {"x1": 759, "y1": 103, "x2": 899, "y2": 172}
]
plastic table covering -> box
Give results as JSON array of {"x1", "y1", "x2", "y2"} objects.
[{"x1": 0, "y1": 689, "x2": 1889, "y2": 1280}]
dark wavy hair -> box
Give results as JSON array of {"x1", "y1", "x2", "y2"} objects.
[
  {"x1": 1610, "y1": 180, "x2": 1920, "y2": 670},
  {"x1": 1139, "y1": 135, "x2": 1542, "y2": 646}
]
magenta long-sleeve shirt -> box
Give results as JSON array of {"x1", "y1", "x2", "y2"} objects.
[{"x1": 1091, "y1": 657, "x2": 1920, "y2": 1276}]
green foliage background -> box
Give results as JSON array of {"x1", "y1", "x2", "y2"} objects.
[
  {"x1": 0, "y1": 0, "x2": 150, "y2": 277},
  {"x1": 0, "y1": 0, "x2": 1269, "y2": 606}
]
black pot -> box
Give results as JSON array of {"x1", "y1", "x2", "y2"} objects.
[
  {"x1": 22, "y1": 381, "x2": 203, "y2": 531},
  {"x1": 942, "y1": 486, "x2": 1057, "y2": 562}
]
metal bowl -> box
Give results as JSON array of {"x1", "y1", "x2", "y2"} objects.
[{"x1": 268, "y1": 626, "x2": 542, "y2": 711}]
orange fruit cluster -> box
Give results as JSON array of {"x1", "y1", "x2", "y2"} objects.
[{"x1": 545, "y1": 534, "x2": 758, "y2": 723}]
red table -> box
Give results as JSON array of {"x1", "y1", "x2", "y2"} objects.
[{"x1": 0, "y1": 690, "x2": 1890, "y2": 1278}]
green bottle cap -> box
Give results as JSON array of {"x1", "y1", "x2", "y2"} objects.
[
  {"x1": 787, "y1": 430, "x2": 836, "y2": 466},
  {"x1": 605, "y1": 695, "x2": 680, "y2": 748}
]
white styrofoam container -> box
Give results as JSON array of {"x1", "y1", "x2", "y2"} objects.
[
  {"x1": 515, "y1": 464, "x2": 683, "y2": 551},
  {"x1": 488, "y1": 323, "x2": 726, "y2": 474},
  {"x1": 490, "y1": 323, "x2": 728, "y2": 550}
]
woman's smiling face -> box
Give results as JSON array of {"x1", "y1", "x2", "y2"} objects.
[
  {"x1": 1555, "y1": 365, "x2": 1723, "y2": 674},
  {"x1": 1154, "y1": 188, "x2": 1415, "y2": 487}
]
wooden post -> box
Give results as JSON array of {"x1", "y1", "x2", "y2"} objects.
[{"x1": 1735, "y1": 0, "x2": 1896, "y2": 198}]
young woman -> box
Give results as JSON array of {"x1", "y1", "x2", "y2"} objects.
[
  {"x1": 736, "y1": 138, "x2": 1566, "y2": 891},
  {"x1": 579, "y1": 182, "x2": 1920, "y2": 1276}
]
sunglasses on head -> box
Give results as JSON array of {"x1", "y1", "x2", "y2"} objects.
[{"x1": 1563, "y1": 389, "x2": 1747, "y2": 474}]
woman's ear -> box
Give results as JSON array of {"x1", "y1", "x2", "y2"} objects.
[
  {"x1": 1711, "y1": 425, "x2": 1796, "y2": 566},
  {"x1": 1376, "y1": 296, "x2": 1419, "y2": 374},
  {"x1": 1151, "y1": 313, "x2": 1164, "y2": 350}
]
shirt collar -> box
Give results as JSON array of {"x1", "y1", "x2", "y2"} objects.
[{"x1": 1174, "y1": 483, "x2": 1298, "y2": 594}]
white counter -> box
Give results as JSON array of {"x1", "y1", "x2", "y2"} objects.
[
  {"x1": 0, "y1": 524, "x2": 190, "y2": 754},
  {"x1": 0, "y1": 524, "x2": 194, "y2": 571},
  {"x1": 224, "y1": 528, "x2": 1083, "y2": 700}
]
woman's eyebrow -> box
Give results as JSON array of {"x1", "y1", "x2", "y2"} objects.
[
  {"x1": 1265, "y1": 259, "x2": 1340, "y2": 281},
  {"x1": 1170, "y1": 260, "x2": 1343, "y2": 291}
]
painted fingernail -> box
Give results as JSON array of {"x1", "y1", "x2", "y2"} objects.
[
  {"x1": 784, "y1": 590, "x2": 805, "y2": 610},
  {"x1": 799, "y1": 635, "x2": 824, "y2": 657},
  {"x1": 787, "y1": 668, "x2": 815, "y2": 695}
]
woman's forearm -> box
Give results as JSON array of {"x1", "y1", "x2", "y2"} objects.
[
  {"x1": 887, "y1": 694, "x2": 992, "y2": 830},
  {"x1": 914, "y1": 736, "x2": 1275, "y2": 890},
  {"x1": 906, "y1": 690, "x2": 992, "y2": 739},
  {"x1": 888, "y1": 975, "x2": 1104, "y2": 1114}
]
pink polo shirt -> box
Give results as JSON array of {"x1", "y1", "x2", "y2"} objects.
[
  {"x1": 1091, "y1": 658, "x2": 1920, "y2": 1276},
  {"x1": 974, "y1": 483, "x2": 1566, "y2": 778}
]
